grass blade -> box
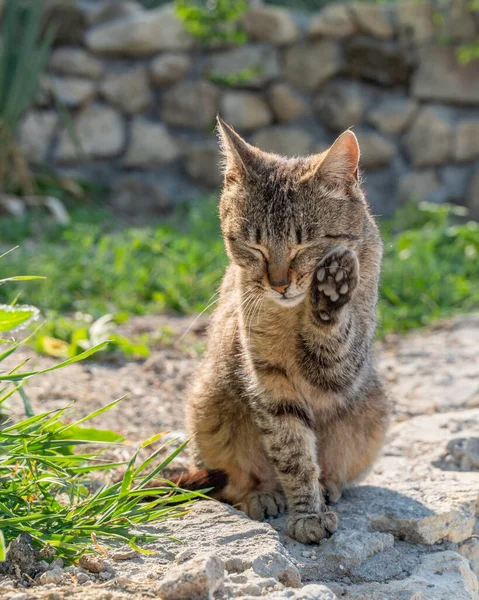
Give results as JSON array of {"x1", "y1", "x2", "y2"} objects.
[{"x1": 0, "y1": 341, "x2": 110, "y2": 381}]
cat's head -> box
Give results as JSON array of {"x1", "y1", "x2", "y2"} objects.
[{"x1": 217, "y1": 117, "x2": 373, "y2": 309}]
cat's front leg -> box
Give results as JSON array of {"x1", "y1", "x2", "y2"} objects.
[
  {"x1": 249, "y1": 376, "x2": 337, "y2": 543},
  {"x1": 311, "y1": 247, "x2": 359, "y2": 325}
]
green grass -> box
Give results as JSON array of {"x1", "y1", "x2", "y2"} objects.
[
  {"x1": 1, "y1": 389, "x2": 198, "y2": 561},
  {"x1": 1, "y1": 200, "x2": 478, "y2": 337},
  {"x1": 0, "y1": 199, "x2": 226, "y2": 317},
  {"x1": 379, "y1": 203, "x2": 479, "y2": 334},
  {"x1": 0, "y1": 303, "x2": 200, "y2": 564}
]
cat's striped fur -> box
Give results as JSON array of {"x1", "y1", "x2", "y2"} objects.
[{"x1": 184, "y1": 118, "x2": 390, "y2": 544}]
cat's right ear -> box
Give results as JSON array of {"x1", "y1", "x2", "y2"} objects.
[{"x1": 216, "y1": 116, "x2": 259, "y2": 179}]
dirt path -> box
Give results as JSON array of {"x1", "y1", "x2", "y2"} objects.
[{"x1": 4, "y1": 313, "x2": 479, "y2": 440}]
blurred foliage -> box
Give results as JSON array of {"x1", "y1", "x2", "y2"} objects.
[
  {"x1": 175, "y1": 0, "x2": 248, "y2": 44},
  {"x1": 0, "y1": 0, "x2": 55, "y2": 195},
  {"x1": 1, "y1": 200, "x2": 478, "y2": 337},
  {"x1": 433, "y1": 0, "x2": 479, "y2": 64},
  {"x1": 0, "y1": 198, "x2": 225, "y2": 316},
  {"x1": 0, "y1": 269, "x2": 200, "y2": 562},
  {"x1": 33, "y1": 314, "x2": 151, "y2": 360},
  {"x1": 138, "y1": 0, "x2": 340, "y2": 11},
  {"x1": 208, "y1": 66, "x2": 264, "y2": 86},
  {"x1": 379, "y1": 203, "x2": 479, "y2": 334},
  {"x1": 264, "y1": 0, "x2": 338, "y2": 9}
]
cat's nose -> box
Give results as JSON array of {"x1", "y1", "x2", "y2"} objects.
[{"x1": 270, "y1": 281, "x2": 289, "y2": 294}]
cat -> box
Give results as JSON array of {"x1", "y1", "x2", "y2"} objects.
[{"x1": 183, "y1": 117, "x2": 390, "y2": 544}]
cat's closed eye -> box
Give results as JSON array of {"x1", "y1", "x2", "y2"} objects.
[{"x1": 246, "y1": 245, "x2": 268, "y2": 261}]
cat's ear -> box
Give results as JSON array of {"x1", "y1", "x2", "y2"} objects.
[
  {"x1": 312, "y1": 130, "x2": 360, "y2": 181},
  {"x1": 216, "y1": 116, "x2": 260, "y2": 179}
]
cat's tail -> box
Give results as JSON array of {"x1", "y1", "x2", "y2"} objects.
[
  {"x1": 170, "y1": 468, "x2": 229, "y2": 499},
  {"x1": 144, "y1": 468, "x2": 229, "y2": 500}
]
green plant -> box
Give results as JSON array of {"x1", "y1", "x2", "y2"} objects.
[
  {"x1": 175, "y1": 0, "x2": 248, "y2": 44},
  {"x1": 0, "y1": 0, "x2": 55, "y2": 195},
  {"x1": 1, "y1": 395, "x2": 198, "y2": 561},
  {"x1": 208, "y1": 66, "x2": 264, "y2": 86},
  {"x1": 33, "y1": 313, "x2": 150, "y2": 359},
  {"x1": 379, "y1": 203, "x2": 479, "y2": 334},
  {"x1": 0, "y1": 199, "x2": 226, "y2": 316},
  {"x1": 0, "y1": 276, "x2": 199, "y2": 562}
]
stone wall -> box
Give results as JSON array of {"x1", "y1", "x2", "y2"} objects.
[{"x1": 19, "y1": 0, "x2": 479, "y2": 217}]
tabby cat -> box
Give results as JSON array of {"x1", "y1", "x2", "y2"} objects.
[{"x1": 184, "y1": 118, "x2": 390, "y2": 544}]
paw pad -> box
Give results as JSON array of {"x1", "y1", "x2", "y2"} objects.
[{"x1": 312, "y1": 247, "x2": 359, "y2": 319}]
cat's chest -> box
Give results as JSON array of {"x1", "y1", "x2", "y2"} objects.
[
  {"x1": 248, "y1": 309, "x2": 299, "y2": 365},
  {"x1": 249, "y1": 312, "x2": 343, "y2": 411}
]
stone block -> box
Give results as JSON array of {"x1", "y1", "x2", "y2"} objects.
[
  {"x1": 346, "y1": 37, "x2": 412, "y2": 86},
  {"x1": 124, "y1": 119, "x2": 179, "y2": 166},
  {"x1": 357, "y1": 131, "x2": 396, "y2": 169},
  {"x1": 161, "y1": 81, "x2": 218, "y2": 130},
  {"x1": 350, "y1": 3, "x2": 395, "y2": 39},
  {"x1": 242, "y1": 5, "x2": 298, "y2": 44},
  {"x1": 49, "y1": 47, "x2": 103, "y2": 79},
  {"x1": 454, "y1": 120, "x2": 479, "y2": 162},
  {"x1": 284, "y1": 39, "x2": 342, "y2": 90},
  {"x1": 368, "y1": 96, "x2": 417, "y2": 135},
  {"x1": 251, "y1": 126, "x2": 313, "y2": 156},
  {"x1": 150, "y1": 53, "x2": 191, "y2": 87},
  {"x1": 268, "y1": 84, "x2": 309, "y2": 123},
  {"x1": 86, "y1": 3, "x2": 194, "y2": 56},
  {"x1": 412, "y1": 46, "x2": 479, "y2": 105},
  {"x1": 100, "y1": 66, "x2": 152, "y2": 114},
  {"x1": 313, "y1": 81, "x2": 367, "y2": 132},
  {"x1": 405, "y1": 107, "x2": 452, "y2": 167},
  {"x1": 206, "y1": 44, "x2": 279, "y2": 88},
  {"x1": 18, "y1": 111, "x2": 58, "y2": 162},
  {"x1": 56, "y1": 104, "x2": 125, "y2": 161},
  {"x1": 220, "y1": 91, "x2": 272, "y2": 131},
  {"x1": 309, "y1": 5, "x2": 357, "y2": 39},
  {"x1": 158, "y1": 554, "x2": 224, "y2": 600}
]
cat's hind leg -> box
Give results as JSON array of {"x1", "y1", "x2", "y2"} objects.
[{"x1": 317, "y1": 381, "x2": 389, "y2": 502}]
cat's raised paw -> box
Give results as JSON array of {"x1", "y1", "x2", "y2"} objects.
[
  {"x1": 241, "y1": 490, "x2": 287, "y2": 521},
  {"x1": 286, "y1": 510, "x2": 338, "y2": 544},
  {"x1": 312, "y1": 247, "x2": 359, "y2": 320}
]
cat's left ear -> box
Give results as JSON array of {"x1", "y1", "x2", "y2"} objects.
[
  {"x1": 216, "y1": 116, "x2": 261, "y2": 179},
  {"x1": 310, "y1": 130, "x2": 360, "y2": 182}
]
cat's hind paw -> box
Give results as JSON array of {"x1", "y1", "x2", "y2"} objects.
[{"x1": 241, "y1": 490, "x2": 287, "y2": 521}]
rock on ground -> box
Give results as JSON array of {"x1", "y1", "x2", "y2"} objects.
[{"x1": 158, "y1": 554, "x2": 224, "y2": 600}]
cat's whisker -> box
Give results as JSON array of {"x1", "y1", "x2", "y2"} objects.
[
  {"x1": 248, "y1": 294, "x2": 265, "y2": 339},
  {"x1": 179, "y1": 293, "x2": 220, "y2": 342},
  {"x1": 216, "y1": 286, "x2": 256, "y2": 363},
  {"x1": 244, "y1": 293, "x2": 263, "y2": 340},
  {"x1": 179, "y1": 287, "x2": 240, "y2": 342}
]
